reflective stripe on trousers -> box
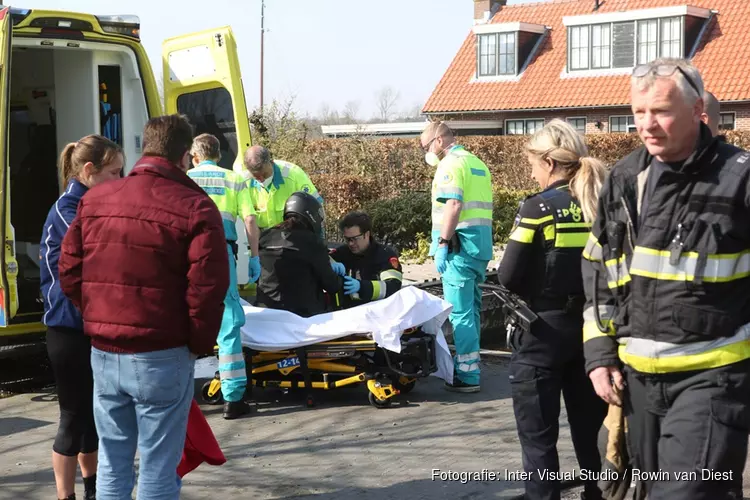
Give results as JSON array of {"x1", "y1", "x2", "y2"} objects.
[
  {"x1": 217, "y1": 243, "x2": 247, "y2": 401},
  {"x1": 442, "y1": 251, "x2": 487, "y2": 385}
]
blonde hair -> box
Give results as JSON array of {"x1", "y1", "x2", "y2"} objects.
[
  {"x1": 190, "y1": 133, "x2": 221, "y2": 163},
  {"x1": 59, "y1": 134, "x2": 123, "y2": 188},
  {"x1": 525, "y1": 119, "x2": 606, "y2": 223}
]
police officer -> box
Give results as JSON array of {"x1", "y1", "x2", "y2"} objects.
[
  {"x1": 330, "y1": 211, "x2": 403, "y2": 308},
  {"x1": 420, "y1": 122, "x2": 493, "y2": 393},
  {"x1": 498, "y1": 119, "x2": 607, "y2": 500},
  {"x1": 256, "y1": 191, "x2": 343, "y2": 317},
  {"x1": 243, "y1": 145, "x2": 323, "y2": 231},
  {"x1": 187, "y1": 133, "x2": 260, "y2": 420},
  {"x1": 583, "y1": 58, "x2": 750, "y2": 500}
]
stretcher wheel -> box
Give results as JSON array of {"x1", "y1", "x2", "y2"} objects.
[
  {"x1": 394, "y1": 378, "x2": 416, "y2": 394},
  {"x1": 368, "y1": 391, "x2": 392, "y2": 409},
  {"x1": 201, "y1": 379, "x2": 224, "y2": 405}
]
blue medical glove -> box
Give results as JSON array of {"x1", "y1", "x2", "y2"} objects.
[
  {"x1": 331, "y1": 261, "x2": 346, "y2": 276},
  {"x1": 248, "y1": 256, "x2": 261, "y2": 283},
  {"x1": 343, "y1": 276, "x2": 361, "y2": 295},
  {"x1": 435, "y1": 245, "x2": 448, "y2": 275}
]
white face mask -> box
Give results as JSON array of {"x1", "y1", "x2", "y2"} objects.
[{"x1": 424, "y1": 151, "x2": 440, "y2": 167}]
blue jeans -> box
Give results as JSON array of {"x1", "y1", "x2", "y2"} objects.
[
  {"x1": 442, "y1": 251, "x2": 488, "y2": 385},
  {"x1": 91, "y1": 346, "x2": 194, "y2": 500}
]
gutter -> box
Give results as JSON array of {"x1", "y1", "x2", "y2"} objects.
[{"x1": 424, "y1": 99, "x2": 750, "y2": 116}]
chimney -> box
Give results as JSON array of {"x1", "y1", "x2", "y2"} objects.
[{"x1": 474, "y1": 0, "x2": 506, "y2": 25}]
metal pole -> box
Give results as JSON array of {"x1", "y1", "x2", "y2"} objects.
[{"x1": 260, "y1": 0, "x2": 265, "y2": 114}]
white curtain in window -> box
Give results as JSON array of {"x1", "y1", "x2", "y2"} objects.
[
  {"x1": 638, "y1": 20, "x2": 658, "y2": 64},
  {"x1": 592, "y1": 24, "x2": 611, "y2": 68},
  {"x1": 660, "y1": 17, "x2": 681, "y2": 58}
]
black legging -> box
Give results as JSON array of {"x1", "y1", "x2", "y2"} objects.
[{"x1": 46, "y1": 326, "x2": 98, "y2": 456}]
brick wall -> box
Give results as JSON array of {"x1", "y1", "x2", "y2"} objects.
[{"x1": 449, "y1": 102, "x2": 750, "y2": 133}]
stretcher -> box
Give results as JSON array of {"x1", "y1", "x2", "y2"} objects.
[{"x1": 200, "y1": 286, "x2": 454, "y2": 409}]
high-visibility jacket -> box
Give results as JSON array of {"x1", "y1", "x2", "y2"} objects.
[
  {"x1": 498, "y1": 180, "x2": 591, "y2": 308},
  {"x1": 429, "y1": 145, "x2": 493, "y2": 261},
  {"x1": 247, "y1": 160, "x2": 322, "y2": 230},
  {"x1": 187, "y1": 161, "x2": 255, "y2": 241},
  {"x1": 582, "y1": 123, "x2": 750, "y2": 375}
]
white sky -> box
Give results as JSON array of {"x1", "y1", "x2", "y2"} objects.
[{"x1": 16, "y1": 0, "x2": 542, "y2": 119}]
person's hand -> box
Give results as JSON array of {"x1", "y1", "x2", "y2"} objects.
[
  {"x1": 434, "y1": 245, "x2": 448, "y2": 275},
  {"x1": 248, "y1": 256, "x2": 261, "y2": 283},
  {"x1": 343, "y1": 276, "x2": 361, "y2": 295},
  {"x1": 589, "y1": 366, "x2": 625, "y2": 406},
  {"x1": 331, "y1": 261, "x2": 346, "y2": 276}
]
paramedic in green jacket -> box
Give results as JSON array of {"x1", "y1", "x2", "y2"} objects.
[
  {"x1": 187, "y1": 133, "x2": 260, "y2": 420},
  {"x1": 421, "y1": 122, "x2": 493, "y2": 393}
]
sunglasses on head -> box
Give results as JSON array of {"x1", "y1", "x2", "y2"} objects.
[{"x1": 632, "y1": 63, "x2": 701, "y2": 97}]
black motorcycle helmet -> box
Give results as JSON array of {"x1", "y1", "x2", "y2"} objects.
[{"x1": 284, "y1": 191, "x2": 325, "y2": 237}]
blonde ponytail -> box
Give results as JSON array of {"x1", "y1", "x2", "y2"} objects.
[
  {"x1": 569, "y1": 156, "x2": 606, "y2": 223},
  {"x1": 525, "y1": 119, "x2": 606, "y2": 222},
  {"x1": 58, "y1": 142, "x2": 77, "y2": 189},
  {"x1": 56, "y1": 135, "x2": 124, "y2": 190}
]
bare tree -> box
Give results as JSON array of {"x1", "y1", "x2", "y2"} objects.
[
  {"x1": 342, "y1": 100, "x2": 361, "y2": 124},
  {"x1": 374, "y1": 86, "x2": 400, "y2": 122},
  {"x1": 316, "y1": 102, "x2": 342, "y2": 125}
]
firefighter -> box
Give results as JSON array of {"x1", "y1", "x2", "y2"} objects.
[
  {"x1": 187, "y1": 134, "x2": 260, "y2": 420},
  {"x1": 243, "y1": 145, "x2": 323, "y2": 231},
  {"x1": 583, "y1": 58, "x2": 750, "y2": 500},
  {"x1": 330, "y1": 211, "x2": 403, "y2": 308},
  {"x1": 420, "y1": 122, "x2": 493, "y2": 393},
  {"x1": 497, "y1": 119, "x2": 608, "y2": 500},
  {"x1": 256, "y1": 191, "x2": 343, "y2": 318}
]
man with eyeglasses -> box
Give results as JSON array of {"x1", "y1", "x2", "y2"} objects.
[
  {"x1": 420, "y1": 122, "x2": 493, "y2": 393},
  {"x1": 329, "y1": 211, "x2": 402, "y2": 308},
  {"x1": 582, "y1": 57, "x2": 750, "y2": 500}
]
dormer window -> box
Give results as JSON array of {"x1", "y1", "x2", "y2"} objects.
[
  {"x1": 474, "y1": 22, "x2": 547, "y2": 79},
  {"x1": 563, "y1": 5, "x2": 712, "y2": 73}
]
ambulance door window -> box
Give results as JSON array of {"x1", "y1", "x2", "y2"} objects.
[{"x1": 176, "y1": 88, "x2": 236, "y2": 171}]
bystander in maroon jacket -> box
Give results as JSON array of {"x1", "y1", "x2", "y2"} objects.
[{"x1": 58, "y1": 156, "x2": 229, "y2": 355}]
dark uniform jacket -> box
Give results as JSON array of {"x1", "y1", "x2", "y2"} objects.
[
  {"x1": 497, "y1": 181, "x2": 592, "y2": 366},
  {"x1": 582, "y1": 123, "x2": 750, "y2": 375},
  {"x1": 498, "y1": 180, "x2": 591, "y2": 310},
  {"x1": 330, "y1": 240, "x2": 403, "y2": 308},
  {"x1": 256, "y1": 226, "x2": 342, "y2": 317}
]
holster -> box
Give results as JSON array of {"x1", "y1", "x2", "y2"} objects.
[{"x1": 227, "y1": 240, "x2": 239, "y2": 260}]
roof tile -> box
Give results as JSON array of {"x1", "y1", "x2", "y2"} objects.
[{"x1": 424, "y1": 0, "x2": 750, "y2": 113}]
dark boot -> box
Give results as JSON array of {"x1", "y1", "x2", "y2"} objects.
[
  {"x1": 223, "y1": 400, "x2": 251, "y2": 420},
  {"x1": 60, "y1": 495, "x2": 76, "y2": 500},
  {"x1": 83, "y1": 473, "x2": 96, "y2": 500}
]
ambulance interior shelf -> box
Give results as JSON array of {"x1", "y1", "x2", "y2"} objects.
[{"x1": 98, "y1": 66, "x2": 122, "y2": 145}]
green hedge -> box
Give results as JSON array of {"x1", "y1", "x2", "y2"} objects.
[{"x1": 356, "y1": 188, "x2": 532, "y2": 253}]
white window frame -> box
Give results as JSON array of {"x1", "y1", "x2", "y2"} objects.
[
  {"x1": 566, "y1": 117, "x2": 587, "y2": 134},
  {"x1": 591, "y1": 23, "x2": 611, "y2": 69},
  {"x1": 567, "y1": 15, "x2": 689, "y2": 73},
  {"x1": 609, "y1": 115, "x2": 636, "y2": 133},
  {"x1": 569, "y1": 25, "x2": 590, "y2": 71},
  {"x1": 505, "y1": 118, "x2": 545, "y2": 135},
  {"x1": 719, "y1": 112, "x2": 736, "y2": 131},
  {"x1": 637, "y1": 19, "x2": 658, "y2": 65},
  {"x1": 477, "y1": 33, "x2": 498, "y2": 77}
]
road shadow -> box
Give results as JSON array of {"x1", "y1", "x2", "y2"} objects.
[{"x1": 0, "y1": 416, "x2": 51, "y2": 437}]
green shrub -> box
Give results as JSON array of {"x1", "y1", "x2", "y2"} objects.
[
  {"x1": 494, "y1": 188, "x2": 535, "y2": 244},
  {"x1": 364, "y1": 191, "x2": 432, "y2": 252}
]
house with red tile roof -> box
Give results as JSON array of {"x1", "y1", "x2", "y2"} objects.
[{"x1": 423, "y1": 0, "x2": 750, "y2": 134}]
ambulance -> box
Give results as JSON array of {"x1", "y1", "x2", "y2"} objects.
[{"x1": 0, "y1": 7, "x2": 252, "y2": 344}]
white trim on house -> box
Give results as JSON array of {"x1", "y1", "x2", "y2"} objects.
[
  {"x1": 609, "y1": 115, "x2": 637, "y2": 133},
  {"x1": 563, "y1": 5, "x2": 712, "y2": 27},
  {"x1": 320, "y1": 120, "x2": 506, "y2": 137},
  {"x1": 566, "y1": 116, "x2": 587, "y2": 132},
  {"x1": 504, "y1": 118, "x2": 545, "y2": 135},
  {"x1": 473, "y1": 22, "x2": 547, "y2": 35},
  {"x1": 719, "y1": 111, "x2": 737, "y2": 131}
]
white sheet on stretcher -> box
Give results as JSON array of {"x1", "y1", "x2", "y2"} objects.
[{"x1": 240, "y1": 286, "x2": 454, "y2": 383}]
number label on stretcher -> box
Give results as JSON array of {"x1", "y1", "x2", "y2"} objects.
[{"x1": 277, "y1": 356, "x2": 300, "y2": 369}]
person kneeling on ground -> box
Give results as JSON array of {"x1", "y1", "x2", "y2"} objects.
[
  {"x1": 329, "y1": 211, "x2": 403, "y2": 308},
  {"x1": 256, "y1": 191, "x2": 343, "y2": 317}
]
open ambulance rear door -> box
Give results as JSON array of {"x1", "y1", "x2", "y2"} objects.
[
  {"x1": 0, "y1": 7, "x2": 20, "y2": 331},
  {"x1": 162, "y1": 26, "x2": 252, "y2": 174},
  {"x1": 162, "y1": 27, "x2": 253, "y2": 284}
]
